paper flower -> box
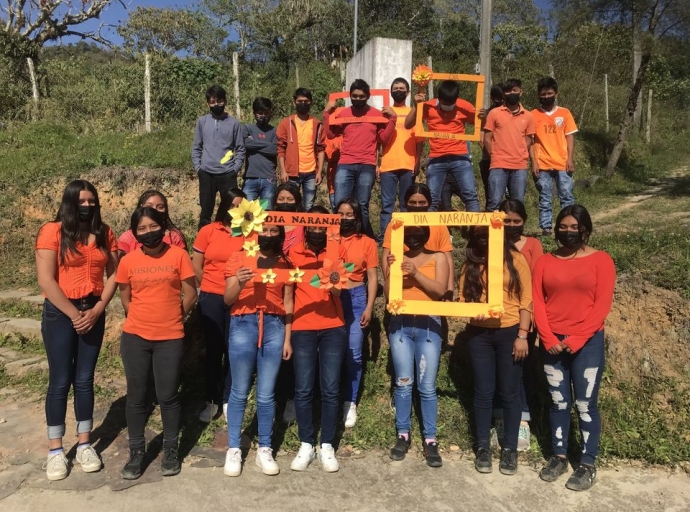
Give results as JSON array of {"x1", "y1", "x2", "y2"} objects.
[
  {"x1": 488, "y1": 305, "x2": 504, "y2": 318},
  {"x1": 229, "y1": 198, "x2": 268, "y2": 237},
  {"x1": 289, "y1": 267, "x2": 305, "y2": 283},
  {"x1": 310, "y1": 259, "x2": 354, "y2": 290},
  {"x1": 242, "y1": 239, "x2": 259, "y2": 257},
  {"x1": 261, "y1": 268, "x2": 277, "y2": 284},
  {"x1": 412, "y1": 64, "x2": 433, "y2": 89},
  {"x1": 387, "y1": 299, "x2": 406, "y2": 315},
  {"x1": 490, "y1": 210, "x2": 507, "y2": 229},
  {"x1": 390, "y1": 218, "x2": 404, "y2": 230}
]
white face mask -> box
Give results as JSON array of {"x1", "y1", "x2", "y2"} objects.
[{"x1": 439, "y1": 103, "x2": 455, "y2": 112}]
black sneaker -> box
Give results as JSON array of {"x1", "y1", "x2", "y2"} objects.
[
  {"x1": 499, "y1": 448, "x2": 518, "y2": 475},
  {"x1": 539, "y1": 455, "x2": 569, "y2": 482},
  {"x1": 474, "y1": 447, "x2": 492, "y2": 474},
  {"x1": 565, "y1": 463, "x2": 596, "y2": 491},
  {"x1": 423, "y1": 441, "x2": 442, "y2": 468},
  {"x1": 161, "y1": 447, "x2": 181, "y2": 476},
  {"x1": 390, "y1": 435, "x2": 411, "y2": 461},
  {"x1": 121, "y1": 449, "x2": 146, "y2": 480}
]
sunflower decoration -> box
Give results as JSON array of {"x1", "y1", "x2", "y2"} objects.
[
  {"x1": 310, "y1": 259, "x2": 355, "y2": 290},
  {"x1": 242, "y1": 238, "x2": 260, "y2": 257},
  {"x1": 387, "y1": 299, "x2": 406, "y2": 315},
  {"x1": 229, "y1": 198, "x2": 268, "y2": 237},
  {"x1": 289, "y1": 267, "x2": 305, "y2": 283},
  {"x1": 412, "y1": 64, "x2": 433, "y2": 90},
  {"x1": 487, "y1": 305, "x2": 505, "y2": 319},
  {"x1": 261, "y1": 269, "x2": 277, "y2": 284},
  {"x1": 390, "y1": 217, "x2": 404, "y2": 230},
  {"x1": 490, "y1": 210, "x2": 507, "y2": 229}
]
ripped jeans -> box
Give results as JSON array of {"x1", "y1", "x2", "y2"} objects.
[
  {"x1": 388, "y1": 315, "x2": 442, "y2": 439},
  {"x1": 541, "y1": 331, "x2": 605, "y2": 466}
]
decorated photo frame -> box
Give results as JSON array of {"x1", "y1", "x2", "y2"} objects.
[
  {"x1": 414, "y1": 73, "x2": 486, "y2": 142},
  {"x1": 387, "y1": 210, "x2": 505, "y2": 317},
  {"x1": 327, "y1": 90, "x2": 391, "y2": 126}
]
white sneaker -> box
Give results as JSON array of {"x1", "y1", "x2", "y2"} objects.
[
  {"x1": 223, "y1": 447, "x2": 242, "y2": 477},
  {"x1": 255, "y1": 447, "x2": 280, "y2": 476},
  {"x1": 290, "y1": 442, "x2": 315, "y2": 471},
  {"x1": 343, "y1": 402, "x2": 357, "y2": 428},
  {"x1": 199, "y1": 402, "x2": 218, "y2": 423},
  {"x1": 319, "y1": 443, "x2": 339, "y2": 473},
  {"x1": 75, "y1": 445, "x2": 102, "y2": 473},
  {"x1": 517, "y1": 422, "x2": 531, "y2": 452},
  {"x1": 222, "y1": 403, "x2": 228, "y2": 422},
  {"x1": 283, "y1": 399, "x2": 296, "y2": 423},
  {"x1": 44, "y1": 451, "x2": 69, "y2": 481}
]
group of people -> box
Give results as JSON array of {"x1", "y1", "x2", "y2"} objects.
[{"x1": 35, "y1": 72, "x2": 615, "y2": 493}]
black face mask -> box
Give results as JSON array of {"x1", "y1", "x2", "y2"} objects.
[
  {"x1": 273, "y1": 202, "x2": 298, "y2": 212},
  {"x1": 539, "y1": 96, "x2": 556, "y2": 109},
  {"x1": 391, "y1": 91, "x2": 407, "y2": 104},
  {"x1": 136, "y1": 229, "x2": 165, "y2": 249},
  {"x1": 405, "y1": 205, "x2": 428, "y2": 213},
  {"x1": 305, "y1": 231, "x2": 327, "y2": 252},
  {"x1": 351, "y1": 99, "x2": 367, "y2": 110},
  {"x1": 339, "y1": 218, "x2": 357, "y2": 236},
  {"x1": 504, "y1": 225, "x2": 524, "y2": 242},
  {"x1": 504, "y1": 93, "x2": 520, "y2": 106},
  {"x1": 78, "y1": 205, "x2": 96, "y2": 223},
  {"x1": 556, "y1": 230, "x2": 582, "y2": 249},
  {"x1": 258, "y1": 235, "x2": 283, "y2": 253},
  {"x1": 210, "y1": 105, "x2": 225, "y2": 116},
  {"x1": 255, "y1": 115, "x2": 272, "y2": 126},
  {"x1": 295, "y1": 103, "x2": 311, "y2": 115},
  {"x1": 404, "y1": 233, "x2": 428, "y2": 251}
]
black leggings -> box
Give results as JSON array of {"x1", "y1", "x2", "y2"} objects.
[{"x1": 121, "y1": 332, "x2": 184, "y2": 450}]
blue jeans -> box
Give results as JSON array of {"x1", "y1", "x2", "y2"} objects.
[
  {"x1": 42, "y1": 297, "x2": 105, "y2": 439},
  {"x1": 340, "y1": 286, "x2": 368, "y2": 403},
  {"x1": 243, "y1": 177, "x2": 277, "y2": 206},
  {"x1": 541, "y1": 331, "x2": 605, "y2": 466},
  {"x1": 388, "y1": 315, "x2": 442, "y2": 438},
  {"x1": 334, "y1": 164, "x2": 376, "y2": 237},
  {"x1": 198, "y1": 291, "x2": 231, "y2": 404},
  {"x1": 227, "y1": 313, "x2": 285, "y2": 448},
  {"x1": 468, "y1": 325, "x2": 522, "y2": 451},
  {"x1": 487, "y1": 168, "x2": 528, "y2": 210},
  {"x1": 292, "y1": 326, "x2": 347, "y2": 445},
  {"x1": 494, "y1": 330, "x2": 537, "y2": 422},
  {"x1": 289, "y1": 173, "x2": 316, "y2": 211},
  {"x1": 535, "y1": 171, "x2": 575, "y2": 230},
  {"x1": 379, "y1": 170, "x2": 413, "y2": 243},
  {"x1": 426, "y1": 156, "x2": 480, "y2": 212}
]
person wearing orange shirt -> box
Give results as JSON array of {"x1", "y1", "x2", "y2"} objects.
[
  {"x1": 35, "y1": 179, "x2": 118, "y2": 481},
  {"x1": 287, "y1": 206, "x2": 347, "y2": 473},
  {"x1": 276, "y1": 88, "x2": 325, "y2": 211},
  {"x1": 405, "y1": 80, "x2": 481, "y2": 212},
  {"x1": 533, "y1": 205, "x2": 615, "y2": 491},
  {"x1": 378, "y1": 78, "x2": 423, "y2": 244},
  {"x1": 531, "y1": 77, "x2": 578, "y2": 236},
  {"x1": 336, "y1": 198, "x2": 379, "y2": 428},
  {"x1": 324, "y1": 135, "x2": 342, "y2": 210},
  {"x1": 222, "y1": 224, "x2": 294, "y2": 477},
  {"x1": 384, "y1": 226, "x2": 449, "y2": 467},
  {"x1": 484, "y1": 79, "x2": 537, "y2": 210},
  {"x1": 117, "y1": 207, "x2": 197, "y2": 480},
  {"x1": 193, "y1": 187, "x2": 247, "y2": 423}
]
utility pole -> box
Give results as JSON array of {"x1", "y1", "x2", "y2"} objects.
[
  {"x1": 353, "y1": 0, "x2": 359, "y2": 55},
  {"x1": 478, "y1": 0, "x2": 493, "y2": 108}
]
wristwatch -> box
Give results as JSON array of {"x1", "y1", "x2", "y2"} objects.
[{"x1": 516, "y1": 334, "x2": 527, "y2": 340}]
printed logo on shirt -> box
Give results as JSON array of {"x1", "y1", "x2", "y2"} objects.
[{"x1": 555, "y1": 117, "x2": 564, "y2": 127}]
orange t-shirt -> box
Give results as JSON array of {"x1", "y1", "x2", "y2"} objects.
[
  {"x1": 422, "y1": 99, "x2": 476, "y2": 159},
  {"x1": 288, "y1": 243, "x2": 346, "y2": 331},
  {"x1": 116, "y1": 245, "x2": 196, "y2": 341},
  {"x1": 35, "y1": 222, "x2": 117, "y2": 299},
  {"x1": 296, "y1": 119, "x2": 317, "y2": 174},
  {"x1": 484, "y1": 105, "x2": 536, "y2": 169},
  {"x1": 339, "y1": 234, "x2": 378, "y2": 282},
  {"x1": 223, "y1": 252, "x2": 289, "y2": 316},
  {"x1": 519, "y1": 236, "x2": 544, "y2": 274},
  {"x1": 402, "y1": 256, "x2": 438, "y2": 301},
  {"x1": 193, "y1": 222, "x2": 245, "y2": 295},
  {"x1": 380, "y1": 105, "x2": 417, "y2": 172},
  {"x1": 531, "y1": 106, "x2": 578, "y2": 170},
  {"x1": 382, "y1": 224, "x2": 452, "y2": 253},
  {"x1": 325, "y1": 136, "x2": 342, "y2": 195}
]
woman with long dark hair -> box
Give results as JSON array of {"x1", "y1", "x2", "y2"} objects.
[
  {"x1": 222, "y1": 224, "x2": 294, "y2": 477},
  {"x1": 459, "y1": 225, "x2": 532, "y2": 476},
  {"x1": 533, "y1": 205, "x2": 615, "y2": 491},
  {"x1": 335, "y1": 198, "x2": 378, "y2": 428},
  {"x1": 117, "y1": 207, "x2": 197, "y2": 480},
  {"x1": 193, "y1": 187, "x2": 247, "y2": 423},
  {"x1": 35, "y1": 179, "x2": 118, "y2": 480}
]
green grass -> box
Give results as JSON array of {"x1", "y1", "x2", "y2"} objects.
[{"x1": 0, "y1": 299, "x2": 42, "y2": 320}]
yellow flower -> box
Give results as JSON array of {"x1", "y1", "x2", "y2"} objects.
[
  {"x1": 242, "y1": 239, "x2": 259, "y2": 257},
  {"x1": 490, "y1": 210, "x2": 507, "y2": 229},
  {"x1": 488, "y1": 305, "x2": 504, "y2": 318},
  {"x1": 261, "y1": 269, "x2": 277, "y2": 284},
  {"x1": 220, "y1": 150, "x2": 234, "y2": 164},
  {"x1": 387, "y1": 299, "x2": 406, "y2": 315},
  {"x1": 412, "y1": 64, "x2": 433, "y2": 88},
  {"x1": 230, "y1": 198, "x2": 268, "y2": 237},
  {"x1": 289, "y1": 267, "x2": 305, "y2": 283}
]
